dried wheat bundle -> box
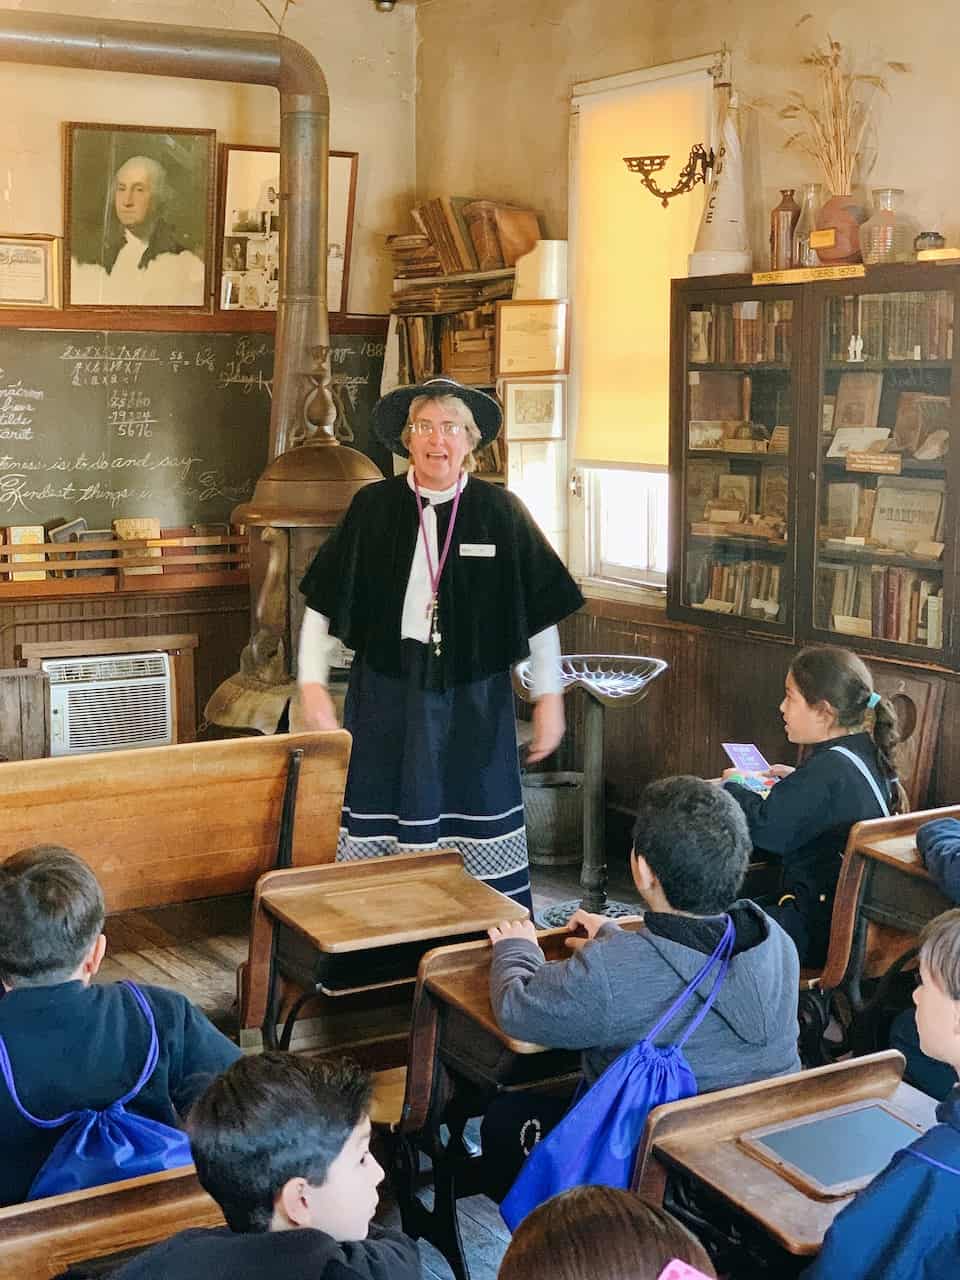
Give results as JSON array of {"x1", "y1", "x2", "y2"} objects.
[
  {"x1": 779, "y1": 32, "x2": 909, "y2": 195},
  {"x1": 252, "y1": 0, "x2": 301, "y2": 33}
]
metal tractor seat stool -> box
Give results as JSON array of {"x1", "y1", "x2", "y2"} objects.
[{"x1": 515, "y1": 653, "x2": 668, "y2": 927}]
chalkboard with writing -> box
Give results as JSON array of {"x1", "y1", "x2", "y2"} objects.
[{"x1": 0, "y1": 328, "x2": 386, "y2": 530}]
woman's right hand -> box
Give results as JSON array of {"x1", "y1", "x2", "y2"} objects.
[
  {"x1": 767, "y1": 763, "x2": 795, "y2": 778},
  {"x1": 299, "y1": 682, "x2": 339, "y2": 731}
]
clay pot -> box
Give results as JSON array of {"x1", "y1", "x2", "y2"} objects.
[{"x1": 815, "y1": 193, "x2": 867, "y2": 264}]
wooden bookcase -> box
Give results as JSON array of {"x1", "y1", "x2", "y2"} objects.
[{"x1": 668, "y1": 263, "x2": 959, "y2": 669}]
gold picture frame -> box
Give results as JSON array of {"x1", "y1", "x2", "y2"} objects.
[
  {"x1": 63, "y1": 121, "x2": 216, "y2": 310},
  {"x1": 495, "y1": 299, "x2": 570, "y2": 377},
  {"x1": 0, "y1": 234, "x2": 61, "y2": 308}
]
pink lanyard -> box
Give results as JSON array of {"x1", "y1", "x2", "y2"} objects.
[{"x1": 413, "y1": 472, "x2": 463, "y2": 656}]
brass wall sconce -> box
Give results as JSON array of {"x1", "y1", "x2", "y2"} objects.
[{"x1": 623, "y1": 144, "x2": 715, "y2": 207}]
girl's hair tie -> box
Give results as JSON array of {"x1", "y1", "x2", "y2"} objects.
[{"x1": 867, "y1": 691, "x2": 881, "y2": 710}]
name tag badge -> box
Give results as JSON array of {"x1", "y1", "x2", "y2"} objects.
[{"x1": 459, "y1": 543, "x2": 496, "y2": 558}]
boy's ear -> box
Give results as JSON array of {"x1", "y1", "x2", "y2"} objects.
[
  {"x1": 83, "y1": 933, "x2": 107, "y2": 980},
  {"x1": 274, "y1": 1176, "x2": 314, "y2": 1229},
  {"x1": 630, "y1": 847, "x2": 656, "y2": 894}
]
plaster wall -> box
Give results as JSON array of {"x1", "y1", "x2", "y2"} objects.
[
  {"x1": 0, "y1": 0, "x2": 417, "y2": 313},
  {"x1": 414, "y1": 0, "x2": 957, "y2": 262}
]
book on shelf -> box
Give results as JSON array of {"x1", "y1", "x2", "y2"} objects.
[
  {"x1": 392, "y1": 272, "x2": 514, "y2": 315},
  {"x1": 688, "y1": 370, "x2": 745, "y2": 421},
  {"x1": 461, "y1": 200, "x2": 541, "y2": 270},
  {"x1": 871, "y1": 477, "x2": 944, "y2": 552},
  {"x1": 825, "y1": 481, "x2": 861, "y2": 537},
  {"x1": 834, "y1": 371, "x2": 883, "y2": 430},
  {"x1": 112, "y1": 517, "x2": 162, "y2": 575},
  {"x1": 825, "y1": 291, "x2": 953, "y2": 362},
  {"x1": 817, "y1": 560, "x2": 942, "y2": 646},
  {"x1": 687, "y1": 553, "x2": 782, "y2": 621},
  {"x1": 685, "y1": 457, "x2": 729, "y2": 521},
  {"x1": 46, "y1": 516, "x2": 87, "y2": 578},
  {"x1": 2, "y1": 525, "x2": 45, "y2": 581},
  {"x1": 72, "y1": 528, "x2": 118, "y2": 578},
  {"x1": 438, "y1": 305, "x2": 498, "y2": 386},
  {"x1": 688, "y1": 300, "x2": 794, "y2": 364},
  {"x1": 893, "y1": 391, "x2": 950, "y2": 456},
  {"x1": 386, "y1": 232, "x2": 444, "y2": 278},
  {"x1": 760, "y1": 466, "x2": 789, "y2": 521}
]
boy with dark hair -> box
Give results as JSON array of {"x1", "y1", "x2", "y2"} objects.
[
  {"x1": 805, "y1": 907, "x2": 960, "y2": 1279},
  {"x1": 0, "y1": 845, "x2": 241, "y2": 1205},
  {"x1": 482, "y1": 776, "x2": 800, "y2": 1195},
  {"x1": 112, "y1": 1053, "x2": 421, "y2": 1279}
]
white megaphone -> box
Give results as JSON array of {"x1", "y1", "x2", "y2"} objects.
[{"x1": 688, "y1": 89, "x2": 752, "y2": 276}]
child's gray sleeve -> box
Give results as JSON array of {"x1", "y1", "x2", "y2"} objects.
[{"x1": 489, "y1": 936, "x2": 614, "y2": 1048}]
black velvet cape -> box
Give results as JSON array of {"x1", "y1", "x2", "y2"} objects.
[{"x1": 299, "y1": 474, "x2": 584, "y2": 690}]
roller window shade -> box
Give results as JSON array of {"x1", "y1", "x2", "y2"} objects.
[{"x1": 573, "y1": 70, "x2": 712, "y2": 468}]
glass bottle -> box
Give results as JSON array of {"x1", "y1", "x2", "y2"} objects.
[
  {"x1": 792, "y1": 182, "x2": 822, "y2": 268},
  {"x1": 859, "y1": 188, "x2": 918, "y2": 265},
  {"x1": 770, "y1": 189, "x2": 801, "y2": 271}
]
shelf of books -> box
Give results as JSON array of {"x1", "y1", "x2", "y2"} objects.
[
  {"x1": 811, "y1": 283, "x2": 952, "y2": 657},
  {"x1": 670, "y1": 286, "x2": 799, "y2": 635},
  {"x1": 670, "y1": 264, "x2": 959, "y2": 667}
]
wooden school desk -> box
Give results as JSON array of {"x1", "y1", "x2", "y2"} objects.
[
  {"x1": 805, "y1": 806, "x2": 958, "y2": 1061},
  {"x1": 244, "y1": 848, "x2": 529, "y2": 1049},
  {"x1": 634, "y1": 1050, "x2": 938, "y2": 1264},
  {"x1": 384, "y1": 921, "x2": 643, "y2": 1280}
]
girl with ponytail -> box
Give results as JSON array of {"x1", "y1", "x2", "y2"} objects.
[{"x1": 723, "y1": 645, "x2": 902, "y2": 966}]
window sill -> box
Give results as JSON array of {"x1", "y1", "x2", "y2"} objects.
[{"x1": 577, "y1": 576, "x2": 667, "y2": 610}]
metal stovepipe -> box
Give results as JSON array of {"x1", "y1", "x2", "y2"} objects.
[{"x1": 0, "y1": 9, "x2": 334, "y2": 458}]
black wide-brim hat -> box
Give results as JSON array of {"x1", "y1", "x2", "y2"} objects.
[{"x1": 371, "y1": 377, "x2": 502, "y2": 457}]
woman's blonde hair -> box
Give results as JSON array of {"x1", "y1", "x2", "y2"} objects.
[
  {"x1": 497, "y1": 1186, "x2": 715, "y2": 1280},
  {"x1": 401, "y1": 393, "x2": 482, "y2": 473}
]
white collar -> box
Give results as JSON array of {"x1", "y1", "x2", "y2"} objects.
[
  {"x1": 123, "y1": 228, "x2": 148, "y2": 251},
  {"x1": 406, "y1": 469, "x2": 468, "y2": 504}
]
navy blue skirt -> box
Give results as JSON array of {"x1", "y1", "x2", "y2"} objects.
[{"x1": 338, "y1": 644, "x2": 532, "y2": 910}]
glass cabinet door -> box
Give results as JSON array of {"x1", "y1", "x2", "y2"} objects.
[
  {"x1": 814, "y1": 288, "x2": 951, "y2": 656},
  {"x1": 679, "y1": 295, "x2": 795, "y2": 631}
]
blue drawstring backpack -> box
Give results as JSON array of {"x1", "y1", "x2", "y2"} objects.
[
  {"x1": 501, "y1": 916, "x2": 735, "y2": 1230},
  {"x1": 0, "y1": 980, "x2": 193, "y2": 1200}
]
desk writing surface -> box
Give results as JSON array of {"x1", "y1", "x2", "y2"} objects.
[
  {"x1": 652, "y1": 1081, "x2": 937, "y2": 1255},
  {"x1": 261, "y1": 851, "x2": 527, "y2": 952},
  {"x1": 857, "y1": 833, "x2": 925, "y2": 873}
]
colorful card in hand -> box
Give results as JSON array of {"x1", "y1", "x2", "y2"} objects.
[{"x1": 722, "y1": 742, "x2": 771, "y2": 773}]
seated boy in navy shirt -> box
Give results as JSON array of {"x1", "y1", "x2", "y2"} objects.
[
  {"x1": 113, "y1": 1053, "x2": 421, "y2": 1280},
  {"x1": 0, "y1": 844, "x2": 241, "y2": 1205},
  {"x1": 806, "y1": 907, "x2": 960, "y2": 1280}
]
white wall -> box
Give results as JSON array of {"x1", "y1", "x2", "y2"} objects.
[{"x1": 0, "y1": 0, "x2": 417, "y2": 312}]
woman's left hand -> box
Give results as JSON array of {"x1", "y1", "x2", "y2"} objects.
[{"x1": 527, "y1": 692, "x2": 565, "y2": 764}]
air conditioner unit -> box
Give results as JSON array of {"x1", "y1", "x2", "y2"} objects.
[{"x1": 43, "y1": 651, "x2": 173, "y2": 756}]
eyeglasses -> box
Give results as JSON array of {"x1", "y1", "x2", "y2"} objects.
[{"x1": 409, "y1": 419, "x2": 464, "y2": 437}]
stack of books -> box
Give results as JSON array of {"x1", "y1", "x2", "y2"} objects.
[
  {"x1": 386, "y1": 233, "x2": 443, "y2": 278},
  {"x1": 392, "y1": 273, "x2": 515, "y2": 316},
  {"x1": 439, "y1": 305, "x2": 497, "y2": 386},
  {"x1": 394, "y1": 197, "x2": 541, "y2": 278}
]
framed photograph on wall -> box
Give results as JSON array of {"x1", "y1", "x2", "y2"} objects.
[
  {"x1": 218, "y1": 145, "x2": 359, "y2": 314},
  {"x1": 502, "y1": 378, "x2": 565, "y2": 440},
  {"x1": 64, "y1": 122, "x2": 215, "y2": 308},
  {"x1": 496, "y1": 299, "x2": 569, "y2": 377},
  {"x1": 0, "y1": 234, "x2": 61, "y2": 308}
]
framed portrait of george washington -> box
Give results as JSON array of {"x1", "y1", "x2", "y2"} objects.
[{"x1": 64, "y1": 122, "x2": 216, "y2": 309}]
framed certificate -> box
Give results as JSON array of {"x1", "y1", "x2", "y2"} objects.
[
  {"x1": 0, "y1": 234, "x2": 61, "y2": 308},
  {"x1": 496, "y1": 299, "x2": 569, "y2": 377}
]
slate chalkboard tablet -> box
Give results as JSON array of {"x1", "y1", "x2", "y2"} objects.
[
  {"x1": 0, "y1": 328, "x2": 386, "y2": 531},
  {"x1": 739, "y1": 1100, "x2": 924, "y2": 1199}
]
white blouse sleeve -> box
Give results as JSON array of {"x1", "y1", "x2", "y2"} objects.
[
  {"x1": 297, "y1": 605, "x2": 340, "y2": 687},
  {"x1": 527, "y1": 624, "x2": 562, "y2": 698}
]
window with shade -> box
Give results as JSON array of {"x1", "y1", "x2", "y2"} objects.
[{"x1": 567, "y1": 59, "x2": 717, "y2": 593}]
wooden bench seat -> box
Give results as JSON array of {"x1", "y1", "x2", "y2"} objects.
[
  {"x1": 0, "y1": 730, "x2": 350, "y2": 912},
  {"x1": 0, "y1": 1166, "x2": 222, "y2": 1279}
]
